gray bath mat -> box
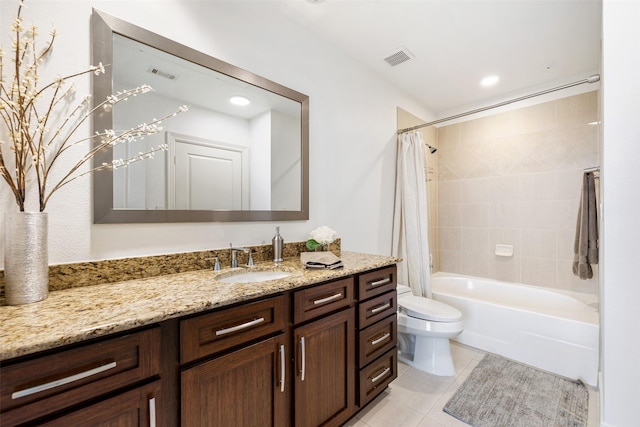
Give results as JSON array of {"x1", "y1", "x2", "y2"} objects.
[{"x1": 444, "y1": 354, "x2": 588, "y2": 427}]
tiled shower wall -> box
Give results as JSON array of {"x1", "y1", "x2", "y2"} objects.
[{"x1": 435, "y1": 91, "x2": 599, "y2": 294}]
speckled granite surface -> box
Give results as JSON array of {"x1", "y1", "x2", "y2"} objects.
[
  {"x1": 0, "y1": 240, "x2": 340, "y2": 294},
  {"x1": 0, "y1": 251, "x2": 397, "y2": 361}
]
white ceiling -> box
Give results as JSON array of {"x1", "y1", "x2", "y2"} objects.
[{"x1": 278, "y1": 0, "x2": 602, "y2": 118}]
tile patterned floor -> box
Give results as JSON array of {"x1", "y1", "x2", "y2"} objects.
[{"x1": 345, "y1": 342, "x2": 600, "y2": 427}]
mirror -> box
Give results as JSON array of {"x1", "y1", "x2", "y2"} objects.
[{"x1": 91, "y1": 9, "x2": 309, "y2": 223}]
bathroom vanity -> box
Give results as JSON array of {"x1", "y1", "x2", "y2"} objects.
[{"x1": 0, "y1": 252, "x2": 398, "y2": 427}]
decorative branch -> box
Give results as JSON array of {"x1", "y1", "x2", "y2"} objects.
[{"x1": 0, "y1": 1, "x2": 188, "y2": 212}]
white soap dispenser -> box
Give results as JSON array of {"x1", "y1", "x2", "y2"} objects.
[{"x1": 272, "y1": 226, "x2": 284, "y2": 263}]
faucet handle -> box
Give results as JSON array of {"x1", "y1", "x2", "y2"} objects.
[{"x1": 205, "y1": 256, "x2": 221, "y2": 271}]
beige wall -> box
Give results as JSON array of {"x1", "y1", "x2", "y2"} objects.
[{"x1": 436, "y1": 91, "x2": 599, "y2": 294}]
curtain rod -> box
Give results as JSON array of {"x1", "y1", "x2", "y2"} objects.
[{"x1": 397, "y1": 74, "x2": 601, "y2": 135}]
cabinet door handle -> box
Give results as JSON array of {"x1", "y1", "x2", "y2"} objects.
[
  {"x1": 11, "y1": 361, "x2": 117, "y2": 399},
  {"x1": 370, "y1": 332, "x2": 391, "y2": 346},
  {"x1": 371, "y1": 367, "x2": 391, "y2": 383},
  {"x1": 370, "y1": 302, "x2": 391, "y2": 314},
  {"x1": 279, "y1": 344, "x2": 286, "y2": 393},
  {"x1": 299, "y1": 336, "x2": 306, "y2": 381},
  {"x1": 370, "y1": 277, "x2": 391, "y2": 288},
  {"x1": 313, "y1": 292, "x2": 342, "y2": 305},
  {"x1": 215, "y1": 317, "x2": 265, "y2": 336},
  {"x1": 149, "y1": 397, "x2": 156, "y2": 427}
]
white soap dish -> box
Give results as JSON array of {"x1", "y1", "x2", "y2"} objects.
[{"x1": 495, "y1": 244, "x2": 514, "y2": 257}]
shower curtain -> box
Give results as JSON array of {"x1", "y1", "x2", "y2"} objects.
[{"x1": 392, "y1": 130, "x2": 432, "y2": 298}]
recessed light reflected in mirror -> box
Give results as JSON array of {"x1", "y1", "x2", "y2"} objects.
[
  {"x1": 230, "y1": 96, "x2": 250, "y2": 106},
  {"x1": 480, "y1": 75, "x2": 499, "y2": 87}
]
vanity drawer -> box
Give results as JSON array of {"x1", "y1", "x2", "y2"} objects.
[
  {"x1": 181, "y1": 295, "x2": 287, "y2": 364},
  {"x1": 293, "y1": 277, "x2": 355, "y2": 324},
  {"x1": 358, "y1": 290, "x2": 397, "y2": 329},
  {"x1": 358, "y1": 347, "x2": 398, "y2": 407},
  {"x1": 0, "y1": 327, "x2": 161, "y2": 422},
  {"x1": 358, "y1": 314, "x2": 397, "y2": 367},
  {"x1": 358, "y1": 266, "x2": 397, "y2": 301}
]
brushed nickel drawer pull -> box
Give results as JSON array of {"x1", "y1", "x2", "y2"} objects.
[
  {"x1": 279, "y1": 344, "x2": 286, "y2": 393},
  {"x1": 215, "y1": 317, "x2": 265, "y2": 336},
  {"x1": 11, "y1": 361, "x2": 117, "y2": 399},
  {"x1": 370, "y1": 278, "x2": 391, "y2": 288},
  {"x1": 371, "y1": 367, "x2": 391, "y2": 383},
  {"x1": 370, "y1": 333, "x2": 391, "y2": 346},
  {"x1": 312, "y1": 292, "x2": 342, "y2": 305},
  {"x1": 149, "y1": 397, "x2": 157, "y2": 427},
  {"x1": 300, "y1": 337, "x2": 306, "y2": 381},
  {"x1": 370, "y1": 302, "x2": 391, "y2": 314}
]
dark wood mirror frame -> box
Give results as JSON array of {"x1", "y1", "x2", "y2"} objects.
[{"x1": 92, "y1": 9, "x2": 309, "y2": 223}]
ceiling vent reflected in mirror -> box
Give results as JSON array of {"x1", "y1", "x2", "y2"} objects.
[
  {"x1": 383, "y1": 46, "x2": 414, "y2": 67},
  {"x1": 147, "y1": 66, "x2": 177, "y2": 80}
]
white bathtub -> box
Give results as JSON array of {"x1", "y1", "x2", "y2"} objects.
[{"x1": 431, "y1": 272, "x2": 600, "y2": 386}]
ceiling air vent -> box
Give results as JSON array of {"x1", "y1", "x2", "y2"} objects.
[
  {"x1": 383, "y1": 47, "x2": 414, "y2": 67},
  {"x1": 147, "y1": 66, "x2": 177, "y2": 80}
]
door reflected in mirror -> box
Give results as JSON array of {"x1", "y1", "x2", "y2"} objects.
[{"x1": 92, "y1": 10, "x2": 308, "y2": 223}]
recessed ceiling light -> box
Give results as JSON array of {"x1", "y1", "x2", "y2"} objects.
[
  {"x1": 230, "y1": 96, "x2": 250, "y2": 106},
  {"x1": 480, "y1": 75, "x2": 499, "y2": 87}
]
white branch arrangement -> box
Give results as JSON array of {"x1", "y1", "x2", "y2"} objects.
[{"x1": 0, "y1": 1, "x2": 188, "y2": 212}]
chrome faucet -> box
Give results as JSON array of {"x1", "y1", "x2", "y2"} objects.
[{"x1": 230, "y1": 244, "x2": 254, "y2": 268}]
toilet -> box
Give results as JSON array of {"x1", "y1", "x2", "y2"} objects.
[{"x1": 396, "y1": 284, "x2": 464, "y2": 376}]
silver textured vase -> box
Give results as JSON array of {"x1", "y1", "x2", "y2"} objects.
[{"x1": 4, "y1": 212, "x2": 49, "y2": 305}]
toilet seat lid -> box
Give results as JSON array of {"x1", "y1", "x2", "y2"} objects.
[{"x1": 400, "y1": 296, "x2": 463, "y2": 322}]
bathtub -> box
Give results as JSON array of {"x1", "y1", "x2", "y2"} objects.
[{"x1": 431, "y1": 272, "x2": 599, "y2": 386}]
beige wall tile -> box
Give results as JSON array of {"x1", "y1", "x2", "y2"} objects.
[
  {"x1": 521, "y1": 256, "x2": 557, "y2": 287},
  {"x1": 460, "y1": 203, "x2": 489, "y2": 228},
  {"x1": 460, "y1": 178, "x2": 489, "y2": 203},
  {"x1": 434, "y1": 91, "x2": 599, "y2": 294},
  {"x1": 487, "y1": 202, "x2": 523, "y2": 228},
  {"x1": 556, "y1": 91, "x2": 598, "y2": 127},
  {"x1": 439, "y1": 227, "x2": 461, "y2": 251},
  {"x1": 521, "y1": 229, "x2": 557, "y2": 258},
  {"x1": 462, "y1": 252, "x2": 494, "y2": 277},
  {"x1": 439, "y1": 249, "x2": 463, "y2": 273}
]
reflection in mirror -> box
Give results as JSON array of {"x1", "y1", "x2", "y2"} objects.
[{"x1": 92, "y1": 9, "x2": 309, "y2": 223}]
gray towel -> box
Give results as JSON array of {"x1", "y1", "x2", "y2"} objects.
[
  {"x1": 573, "y1": 172, "x2": 598, "y2": 279},
  {"x1": 300, "y1": 251, "x2": 344, "y2": 270}
]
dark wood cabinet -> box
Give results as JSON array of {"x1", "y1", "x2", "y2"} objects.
[
  {"x1": 293, "y1": 307, "x2": 355, "y2": 427},
  {"x1": 180, "y1": 295, "x2": 289, "y2": 427},
  {"x1": 181, "y1": 334, "x2": 288, "y2": 427},
  {"x1": 0, "y1": 327, "x2": 162, "y2": 427},
  {"x1": 1, "y1": 263, "x2": 398, "y2": 427},
  {"x1": 38, "y1": 380, "x2": 162, "y2": 427},
  {"x1": 355, "y1": 265, "x2": 398, "y2": 408},
  {"x1": 358, "y1": 348, "x2": 398, "y2": 405},
  {"x1": 180, "y1": 296, "x2": 287, "y2": 364}
]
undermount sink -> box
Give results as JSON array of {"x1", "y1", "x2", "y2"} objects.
[{"x1": 216, "y1": 269, "x2": 293, "y2": 284}]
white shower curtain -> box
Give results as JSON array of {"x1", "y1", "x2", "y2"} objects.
[{"x1": 392, "y1": 130, "x2": 432, "y2": 298}]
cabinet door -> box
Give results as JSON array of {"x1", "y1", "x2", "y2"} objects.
[
  {"x1": 294, "y1": 308, "x2": 355, "y2": 427},
  {"x1": 38, "y1": 380, "x2": 161, "y2": 427},
  {"x1": 181, "y1": 334, "x2": 288, "y2": 427}
]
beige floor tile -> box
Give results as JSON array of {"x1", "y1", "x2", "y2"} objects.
[
  {"x1": 354, "y1": 342, "x2": 599, "y2": 427},
  {"x1": 356, "y1": 389, "x2": 426, "y2": 427},
  {"x1": 342, "y1": 417, "x2": 370, "y2": 427}
]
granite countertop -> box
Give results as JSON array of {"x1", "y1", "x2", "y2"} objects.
[{"x1": 0, "y1": 251, "x2": 398, "y2": 362}]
